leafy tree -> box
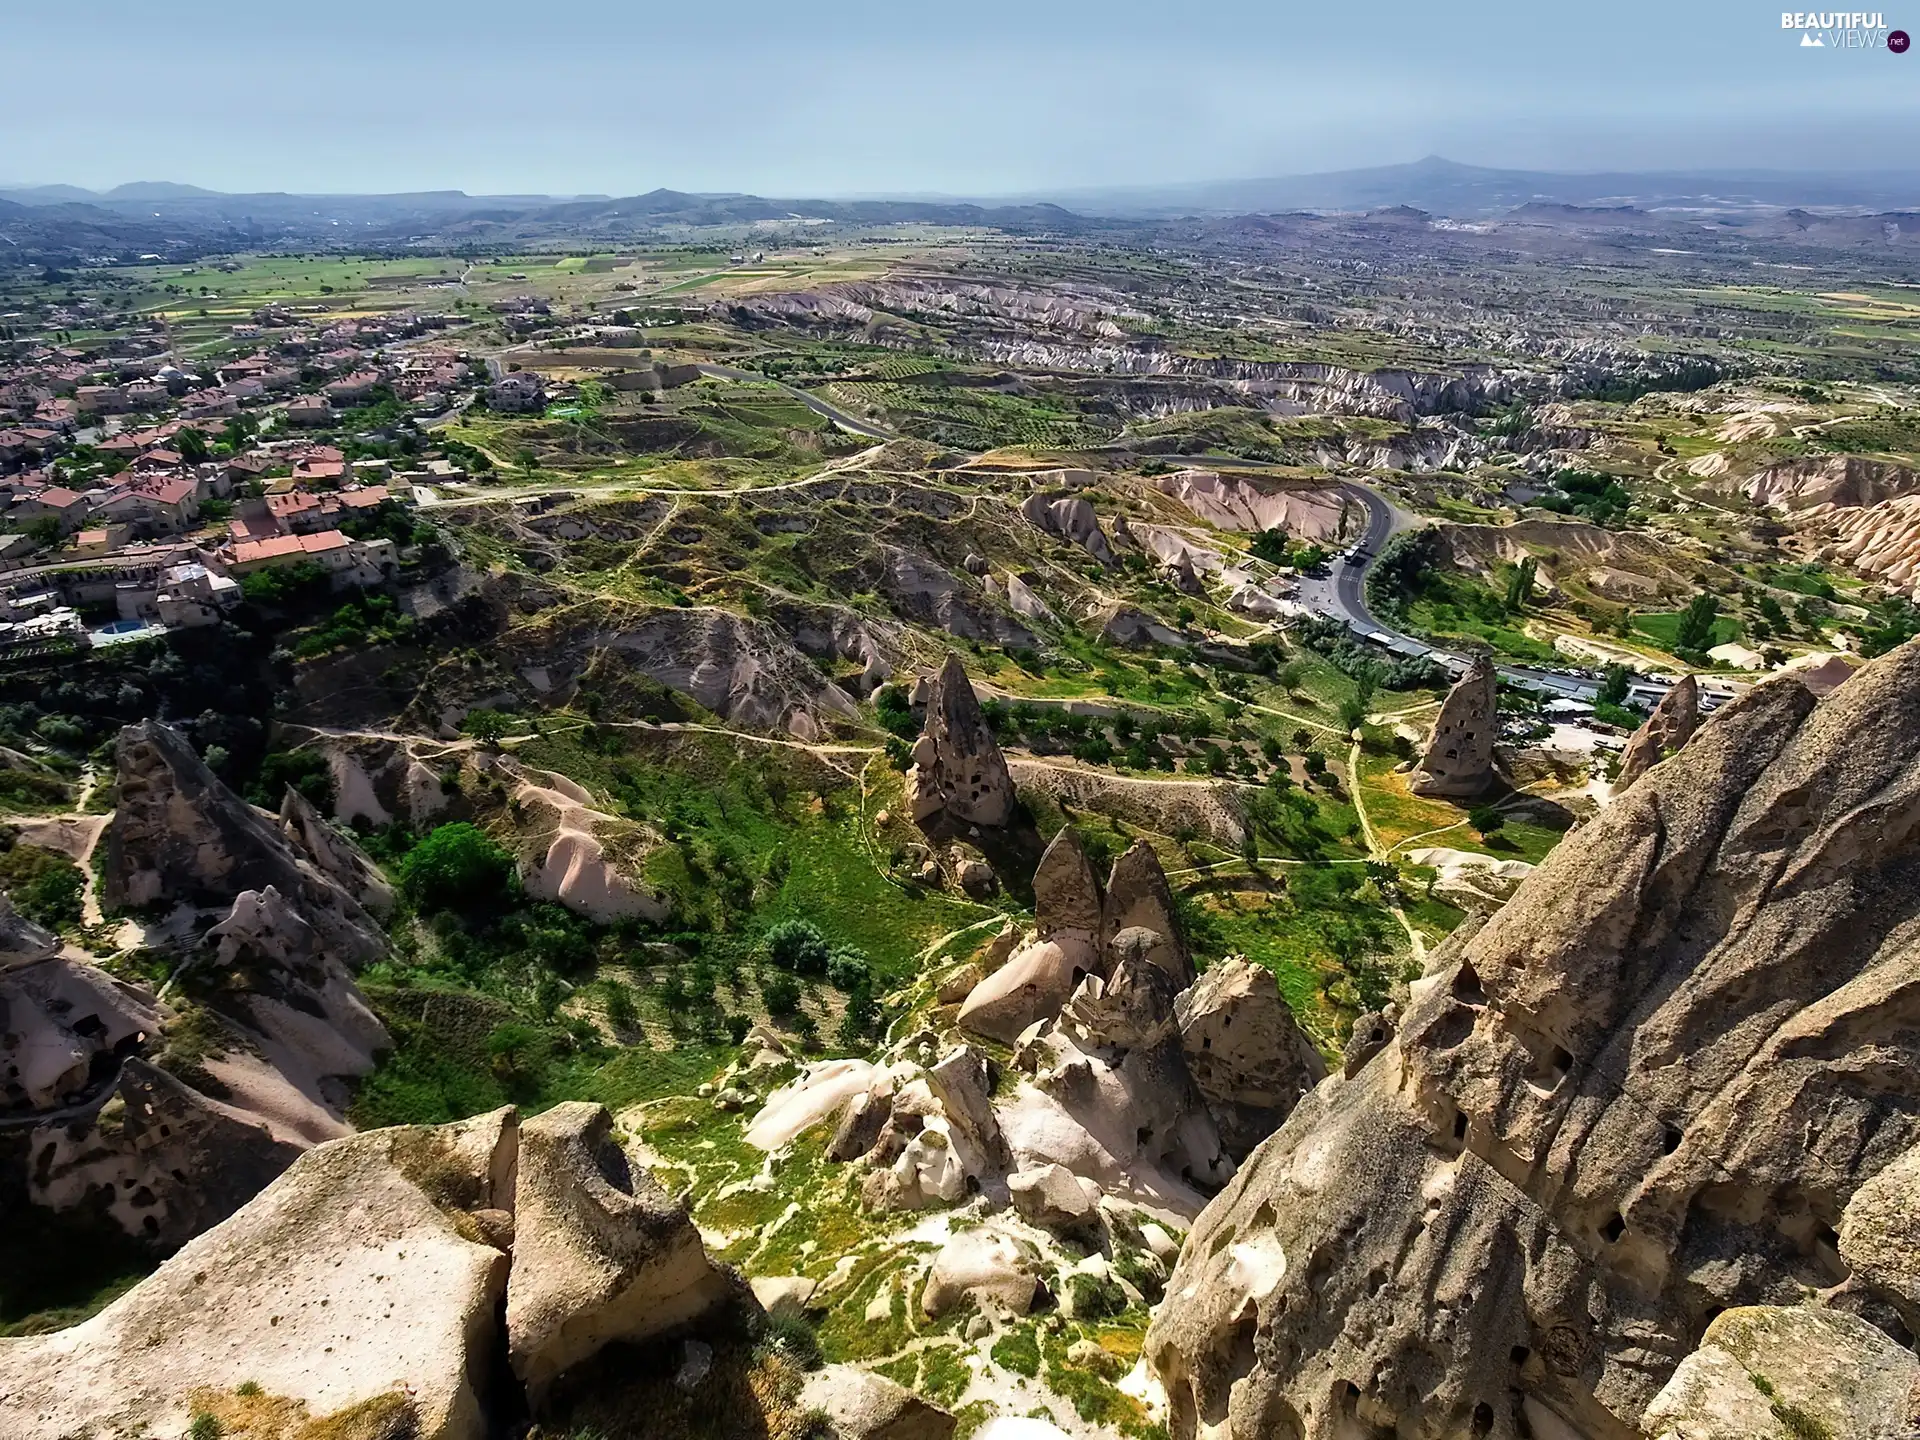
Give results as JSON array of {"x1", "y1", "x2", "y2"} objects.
[
  {"x1": 0, "y1": 842, "x2": 84, "y2": 929},
  {"x1": 1468, "y1": 806, "x2": 1505, "y2": 837},
  {"x1": 1674, "y1": 593, "x2": 1721, "y2": 653},
  {"x1": 486, "y1": 1021, "x2": 541, "y2": 1078},
  {"x1": 603, "y1": 979, "x2": 638, "y2": 1033},
  {"x1": 1337, "y1": 697, "x2": 1367, "y2": 732},
  {"x1": 1503, "y1": 557, "x2": 1538, "y2": 612},
  {"x1": 760, "y1": 969, "x2": 803, "y2": 1016},
  {"x1": 399, "y1": 822, "x2": 514, "y2": 912},
  {"x1": 825, "y1": 946, "x2": 870, "y2": 992},
  {"x1": 765, "y1": 918, "x2": 831, "y2": 975},
  {"x1": 460, "y1": 708, "x2": 513, "y2": 745},
  {"x1": 1597, "y1": 663, "x2": 1631, "y2": 707},
  {"x1": 175, "y1": 427, "x2": 210, "y2": 464}
]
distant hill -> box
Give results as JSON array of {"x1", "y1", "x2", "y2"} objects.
[{"x1": 1034, "y1": 154, "x2": 1920, "y2": 218}]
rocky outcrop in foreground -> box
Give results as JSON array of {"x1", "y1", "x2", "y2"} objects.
[
  {"x1": 1147, "y1": 640, "x2": 1920, "y2": 1440},
  {"x1": 0, "y1": 1103, "x2": 743, "y2": 1440},
  {"x1": 4, "y1": 722, "x2": 392, "y2": 1248},
  {"x1": 1409, "y1": 655, "x2": 1498, "y2": 797},
  {"x1": 905, "y1": 653, "x2": 1016, "y2": 829}
]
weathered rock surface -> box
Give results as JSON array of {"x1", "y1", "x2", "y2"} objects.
[
  {"x1": 922, "y1": 1227, "x2": 1043, "y2": 1318},
  {"x1": 105, "y1": 720, "x2": 384, "y2": 967},
  {"x1": 1154, "y1": 470, "x2": 1351, "y2": 542},
  {"x1": 1008, "y1": 1162, "x2": 1103, "y2": 1233},
  {"x1": 1148, "y1": 641, "x2": 1920, "y2": 1440},
  {"x1": 1102, "y1": 841, "x2": 1194, "y2": 987},
  {"x1": 905, "y1": 654, "x2": 1016, "y2": 829},
  {"x1": 1031, "y1": 825, "x2": 1103, "y2": 939},
  {"x1": 801, "y1": 1363, "x2": 959, "y2": 1440},
  {"x1": 506, "y1": 1102, "x2": 734, "y2": 1402},
  {"x1": 0, "y1": 1111, "x2": 518, "y2": 1440},
  {"x1": 1174, "y1": 957, "x2": 1326, "y2": 1161},
  {"x1": 955, "y1": 936, "x2": 1095, "y2": 1044},
  {"x1": 27, "y1": 1057, "x2": 304, "y2": 1246},
  {"x1": 1614, "y1": 674, "x2": 1700, "y2": 794},
  {"x1": 278, "y1": 783, "x2": 396, "y2": 918},
  {"x1": 1020, "y1": 492, "x2": 1114, "y2": 566},
  {"x1": 1409, "y1": 655, "x2": 1499, "y2": 797},
  {"x1": 1838, "y1": 1140, "x2": 1920, "y2": 1330},
  {"x1": 1640, "y1": 1306, "x2": 1920, "y2": 1440}
]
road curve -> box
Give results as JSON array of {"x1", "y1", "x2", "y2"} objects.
[{"x1": 694, "y1": 364, "x2": 897, "y2": 440}]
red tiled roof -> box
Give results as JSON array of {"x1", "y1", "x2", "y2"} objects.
[{"x1": 229, "y1": 529, "x2": 349, "y2": 565}]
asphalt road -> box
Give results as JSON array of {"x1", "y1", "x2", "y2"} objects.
[{"x1": 1153, "y1": 455, "x2": 1611, "y2": 702}]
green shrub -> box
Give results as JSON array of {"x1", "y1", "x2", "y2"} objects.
[
  {"x1": 399, "y1": 823, "x2": 514, "y2": 912},
  {"x1": 0, "y1": 842, "x2": 84, "y2": 929},
  {"x1": 765, "y1": 918, "x2": 831, "y2": 976}
]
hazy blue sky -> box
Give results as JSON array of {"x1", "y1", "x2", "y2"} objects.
[{"x1": 7, "y1": 0, "x2": 1918, "y2": 194}]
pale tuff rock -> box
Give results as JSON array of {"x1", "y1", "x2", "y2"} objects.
[
  {"x1": 1612, "y1": 673, "x2": 1700, "y2": 794},
  {"x1": 1780, "y1": 649, "x2": 1861, "y2": 696},
  {"x1": 800, "y1": 1363, "x2": 958, "y2": 1440},
  {"x1": 957, "y1": 938, "x2": 1094, "y2": 1046},
  {"x1": 0, "y1": 893, "x2": 59, "y2": 971},
  {"x1": 28, "y1": 1058, "x2": 303, "y2": 1246},
  {"x1": 957, "y1": 827, "x2": 1104, "y2": 1043},
  {"x1": 749, "y1": 1274, "x2": 819, "y2": 1320},
  {"x1": 104, "y1": 720, "x2": 385, "y2": 968},
  {"x1": 747, "y1": 1058, "x2": 887, "y2": 1151},
  {"x1": 921, "y1": 1226, "x2": 1044, "y2": 1318},
  {"x1": 1153, "y1": 470, "x2": 1352, "y2": 542},
  {"x1": 905, "y1": 654, "x2": 1016, "y2": 829},
  {"x1": 15, "y1": 723, "x2": 394, "y2": 1245},
  {"x1": 1004, "y1": 572, "x2": 1053, "y2": 621},
  {"x1": 1839, "y1": 1142, "x2": 1920, "y2": 1331},
  {"x1": 1102, "y1": 840, "x2": 1195, "y2": 987},
  {"x1": 1146, "y1": 641, "x2": 1920, "y2": 1440},
  {"x1": 278, "y1": 783, "x2": 396, "y2": 918},
  {"x1": 1031, "y1": 825, "x2": 1104, "y2": 940},
  {"x1": 1096, "y1": 603, "x2": 1187, "y2": 649},
  {"x1": 505, "y1": 1102, "x2": 734, "y2": 1403},
  {"x1": 1007, "y1": 1162, "x2": 1104, "y2": 1233},
  {"x1": 1409, "y1": 655, "x2": 1499, "y2": 797},
  {"x1": 1734, "y1": 456, "x2": 1920, "y2": 596},
  {"x1": 1174, "y1": 957, "x2": 1326, "y2": 1162},
  {"x1": 1020, "y1": 492, "x2": 1115, "y2": 566},
  {"x1": 1403, "y1": 846, "x2": 1535, "y2": 910},
  {"x1": 0, "y1": 1112, "x2": 519, "y2": 1440},
  {"x1": 510, "y1": 769, "x2": 669, "y2": 924},
  {"x1": 1640, "y1": 1307, "x2": 1920, "y2": 1440},
  {"x1": 1, "y1": 929, "x2": 158, "y2": 1112}
]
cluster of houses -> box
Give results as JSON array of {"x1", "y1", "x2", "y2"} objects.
[{"x1": 0, "y1": 304, "x2": 480, "y2": 656}]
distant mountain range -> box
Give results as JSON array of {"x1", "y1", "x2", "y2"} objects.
[
  {"x1": 6, "y1": 157, "x2": 1920, "y2": 266},
  {"x1": 1030, "y1": 155, "x2": 1920, "y2": 217},
  {"x1": 9, "y1": 156, "x2": 1920, "y2": 224}
]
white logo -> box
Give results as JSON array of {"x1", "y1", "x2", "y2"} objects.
[{"x1": 1782, "y1": 10, "x2": 1893, "y2": 46}]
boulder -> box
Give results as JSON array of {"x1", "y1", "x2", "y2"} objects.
[
  {"x1": 921, "y1": 1227, "x2": 1043, "y2": 1318},
  {"x1": 1007, "y1": 1163, "x2": 1102, "y2": 1233},
  {"x1": 0, "y1": 1112, "x2": 517, "y2": 1440},
  {"x1": 505, "y1": 1103, "x2": 733, "y2": 1403},
  {"x1": 1613, "y1": 674, "x2": 1699, "y2": 794},
  {"x1": 904, "y1": 654, "x2": 1017, "y2": 829},
  {"x1": 800, "y1": 1362, "x2": 958, "y2": 1440},
  {"x1": 1174, "y1": 957, "x2": 1326, "y2": 1160},
  {"x1": 749, "y1": 1274, "x2": 819, "y2": 1319},
  {"x1": 1148, "y1": 641, "x2": 1920, "y2": 1440},
  {"x1": 1641, "y1": 1306, "x2": 1920, "y2": 1440},
  {"x1": 1838, "y1": 1141, "x2": 1920, "y2": 1329},
  {"x1": 956, "y1": 935, "x2": 1098, "y2": 1044},
  {"x1": 1408, "y1": 656, "x2": 1499, "y2": 797},
  {"x1": 747, "y1": 1059, "x2": 886, "y2": 1151},
  {"x1": 1, "y1": 944, "x2": 160, "y2": 1113}
]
